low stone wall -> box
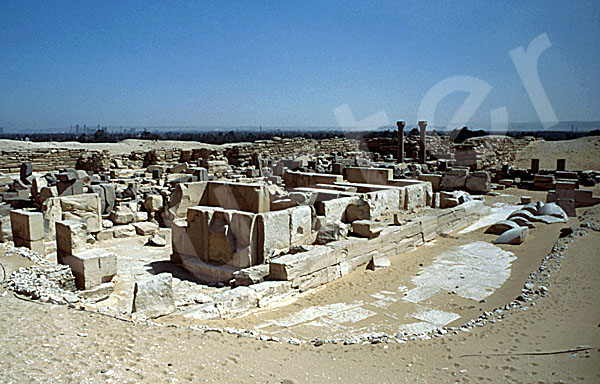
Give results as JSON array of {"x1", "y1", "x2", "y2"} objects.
[
  {"x1": 267, "y1": 200, "x2": 488, "y2": 292},
  {"x1": 0, "y1": 148, "x2": 89, "y2": 173},
  {"x1": 224, "y1": 137, "x2": 361, "y2": 165}
]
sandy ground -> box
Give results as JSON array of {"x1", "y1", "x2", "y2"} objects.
[
  {"x1": 1, "y1": 194, "x2": 599, "y2": 383},
  {"x1": 0, "y1": 217, "x2": 598, "y2": 383},
  {"x1": 0, "y1": 137, "x2": 599, "y2": 382},
  {"x1": 514, "y1": 136, "x2": 600, "y2": 171},
  {"x1": 0, "y1": 139, "x2": 223, "y2": 155}
]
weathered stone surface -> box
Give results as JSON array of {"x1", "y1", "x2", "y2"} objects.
[
  {"x1": 465, "y1": 171, "x2": 491, "y2": 193},
  {"x1": 351, "y1": 220, "x2": 382, "y2": 238},
  {"x1": 441, "y1": 168, "x2": 468, "y2": 190},
  {"x1": 257, "y1": 210, "x2": 290, "y2": 261},
  {"x1": 133, "y1": 273, "x2": 175, "y2": 318},
  {"x1": 109, "y1": 204, "x2": 135, "y2": 225},
  {"x1": 269, "y1": 247, "x2": 335, "y2": 281},
  {"x1": 10, "y1": 209, "x2": 44, "y2": 242},
  {"x1": 251, "y1": 280, "x2": 294, "y2": 308},
  {"x1": 493, "y1": 226, "x2": 528, "y2": 245},
  {"x1": 315, "y1": 220, "x2": 348, "y2": 245},
  {"x1": 509, "y1": 216, "x2": 535, "y2": 229},
  {"x1": 367, "y1": 253, "x2": 390, "y2": 270},
  {"x1": 537, "y1": 202, "x2": 568, "y2": 220},
  {"x1": 59, "y1": 194, "x2": 102, "y2": 232},
  {"x1": 484, "y1": 220, "x2": 520, "y2": 235},
  {"x1": 113, "y1": 224, "x2": 136, "y2": 238},
  {"x1": 133, "y1": 221, "x2": 159, "y2": 235},
  {"x1": 213, "y1": 286, "x2": 258, "y2": 317},
  {"x1": 289, "y1": 205, "x2": 312, "y2": 245},
  {"x1": 163, "y1": 181, "x2": 208, "y2": 225},
  {"x1": 61, "y1": 248, "x2": 117, "y2": 290},
  {"x1": 232, "y1": 264, "x2": 269, "y2": 287},
  {"x1": 144, "y1": 194, "x2": 163, "y2": 213},
  {"x1": 147, "y1": 234, "x2": 167, "y2": 247},
  {"x1": 56, "y1": 220, "x2": 90, "y2": 262}
]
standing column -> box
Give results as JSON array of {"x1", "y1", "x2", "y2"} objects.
[
  {"x1": 396, "y1": 121, "x2": 405, "y2": 163},
  {"x1": 418, "y1": 120, "x2": 428, "y2": 164}
]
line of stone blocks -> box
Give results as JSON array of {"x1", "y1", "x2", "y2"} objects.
[{"x1": 267, "y1": 200, "x2": 488, "y2": 291}]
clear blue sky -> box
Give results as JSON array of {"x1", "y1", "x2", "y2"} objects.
[{"x1": 1, "y1": 1, "x2": 599, "y2": 130}]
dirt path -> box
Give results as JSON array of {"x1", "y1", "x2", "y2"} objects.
[{"x1": 1, "y1": 207, "x2": 598, "y2": 383}]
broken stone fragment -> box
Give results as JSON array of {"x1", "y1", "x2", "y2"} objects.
[
  {"x1": 133, "y1": 273, "x2": 175, "y2": 319},
  {"x1": 147, "y1": 234, "x2": 167, "y2": 247},
  {"x1": 133, "y1": 221, "x2": 159, "y2": 236},
  {"x1": 493, "y1": 226, "x2": 528, "y2": 245},
  {"x1": 484, "y1": 220, "x2": 520, "y2": 235}
]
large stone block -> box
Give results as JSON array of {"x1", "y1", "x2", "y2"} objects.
[
  {"x1": 441, "y1": 168, "x2": 468, "y2": 190},
  {"x1": 345, "y1": 167, "x2": 392, "y2": 185},
  {"x1": 56, "y1": 219, "x2": 89, "y2": 263},
  {"x1": 465, "y1": 171, "x2": 491, "y2": 193},
  {"x1": 133, "y1": 273, "x2": 175, "y2": 318},
  {"x1": 59, "y1": 193, "x2": 102, "y2": 232},
  {"x1": 62, "y1": 248, "x2": 117, "y2": 290},
  {"x1": 289, "y1": 205, "x2": 312, "y2": 245},
  {"x1": 257, "y1": 209, "x2": 291, "y2": 262},
  {"x1": 269, "y1": 247, "x2": 336, "y2": 281},
  {"x1": 10, "y1": 209, "x2": 44, "y2": 242},
  {"x1": 163, "y1": 181, "x2": 208, "y2": 225},
  {"x1": 206, "y1": 181, "x2": 269, "y2": 213}
]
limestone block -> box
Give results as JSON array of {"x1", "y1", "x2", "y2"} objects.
[
  {"x1": 56, "y1": 220, "x2": 89, "y2": 262},
  {"x1": 132, "y1": 221, "x2": 159, "y2": 235},
  {"x1": 88, "y1": 185, "x2": 106, "y2": 214},
  {"x1": 59, "y1": 193, "x2": 102, "y2": 232},
  {"x1": 556, "y1": 198, "x2": 576, "y2": 217},
  {"x1": 10, "y1": 209, "x2": 44, "y2": 242},
  {"x1": 493, "y1": 227, "x2": 528, "y2": 245},
  {"x1": 113, "y1": 224, "x2": 136, "y2": 238},
  {"x1": 345, "y1": 167, "x2": 392, "y2": 185},
  {"x1": 294, "y1": 268, "x2": 329, "y2": 292},
  {"x1": 206, "y1": 181, "x2": 269, "y2": 213},
  {"x1": 171, "y1": 219, "x2": 192, "y2": 264},
  {"x1": 133, "y1": 273, "x2": 175, "y2": 318},
  {"x1": 109, "y1": 204, "x2": 135, "y2": 225},
  {"x1": 100, "y1": 183, "x2": 116, "y2": 214},
  {"x1": 315, "y1": 219, "x2": 348, "y2": 245},
  {"x1": 289, "y1": 205, "x2": 312, "y2": 245},
  {"x1": 418, "y1": 174, "x2": 442, "y2": 192},
  {"x1": 441, "y1": 168, "x2": 468, "y2": 190},
  {"x1": 269, "y1": 247, "x2": 336, "y2": 281},
  {"x1": 318, "y1": 196, "x2": 356, "y2": 222},
  {"x1": 509, "y1": 217, "x2": 535, "y2": 228},
  {"x1": 62, "y1": 248, "x2": 117, "y2": 290},
  {"x1": 163, "y1": 181, "x2": 208, "y2": 225},
  {"x1": 144, "y1": 194, "x2": 163, "y2": 213},
  {"x1": 537, "y1": 202, "x2": 568, "y2": 220},
  {"x1": 257, "y1": 209, "x2": 290, "y2": 262},
  {"x1": 351, "y1": 220, "x2": 382, "y2": 238},
  {"x1": 404, "y1": 183, "x2": 428, "y2": 211},
  {"x1": 14, "y1": 238, "x2": 46, "y2": 255},
  {"x1": 484, "y1": 220, "x2": 520, "y2": 235},
  {"x1": 232, "y1": 264, "x2": 270, "y2": 287},
  {"x1": 182, "y1": 258, "x2": 238, "y2": 282},
  {"x1": 367, "y1": 253, "x2": 390, "y2": 270},
  {"x1": 465, "y1": 171, "x2": 491, "y2": 193},
  {"x1": 213, "y1": 286, "x2": 259, "y2": 317},
  {"x1": 251, "y1": 281, "x2": 294, "y2": 308}
]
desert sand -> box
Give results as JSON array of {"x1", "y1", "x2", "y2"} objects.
[{"x1": 0, "y1": 137, "x2": 599, "y2": 383}]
